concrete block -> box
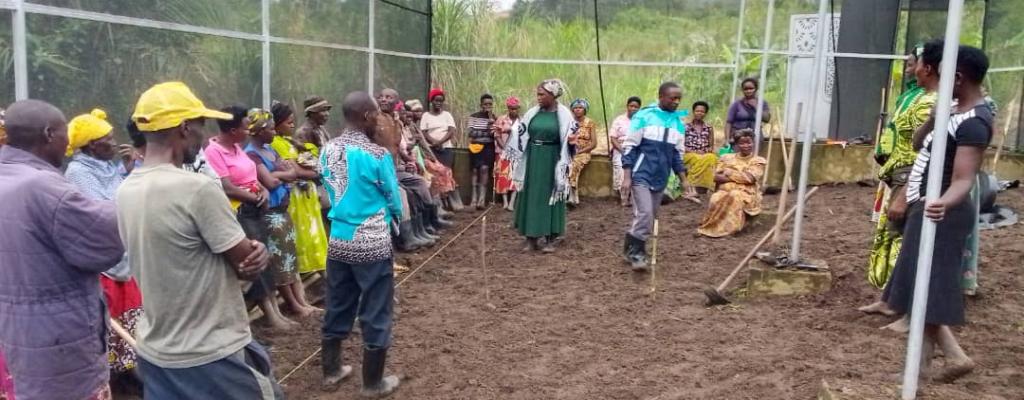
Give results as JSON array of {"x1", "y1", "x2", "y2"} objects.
[{"x1": 746, "y1": 258, "x2": 832, "y2": 297}]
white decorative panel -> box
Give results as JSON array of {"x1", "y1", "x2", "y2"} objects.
[{"x1": 785, "y1": 13, "x2": 840, "y2": 141}]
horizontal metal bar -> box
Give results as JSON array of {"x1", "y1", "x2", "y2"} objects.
[
  {"x1": 22, "y1": 3, "x2": 265, "y2": 41},
  {"x1": 0, "y1": 0, "x2": 15, "y2": 10},
  {"x1": 740, "y1": 48, "x2": 908, "y2": 60},
  {"x1": 990, "y1": 66, "x2": 1024, "y2": 73},
  {"x1": 382, "y1": 50, "x2": 737, "y2": 68}
]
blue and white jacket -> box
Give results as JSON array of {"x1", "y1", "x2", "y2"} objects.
[{"x1": 621, "y1": 104, "x2": 688, "y2": 191}]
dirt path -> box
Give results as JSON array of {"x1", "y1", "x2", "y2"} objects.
[{"x1": 265, "y1": 185, "x2": 1024, "y2": 399}]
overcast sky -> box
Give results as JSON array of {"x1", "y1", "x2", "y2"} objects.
[{"x1": 493, "y1": 0, "x2": 516, "y2": 11}]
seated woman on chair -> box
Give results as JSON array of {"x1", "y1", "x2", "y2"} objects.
[{"x1": 697, "y1": 128, "x2": 767, "y2": 238}]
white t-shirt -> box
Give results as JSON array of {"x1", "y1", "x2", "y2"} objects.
[
  {"x1": 420, "y1": 111, "x2": 456, "y2": 149},
  {"x1": 116, "y1": 164, "x2": 250, "y2": 368}
]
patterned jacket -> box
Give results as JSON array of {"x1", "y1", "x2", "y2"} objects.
[{"x1": 320, "y1": 129, "x2": 403, "y2": 264}]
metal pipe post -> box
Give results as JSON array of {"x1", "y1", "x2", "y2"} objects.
[
  {"x1": 788, "y1": 0, "x2": 830, "y2": 260},
  {"x1": 752, "y1": 0, "x2": 774, "y2": 155},
  {"x1": 261, "y1": 0, "x2": 270, "y2": 108},
  {"x1": 13, "y1": 0, "x2": 27, "y2": 100},
  {"x1": 367, "y1": 0, "x2": 376, "y2": 96},
  {"x1": 901, "y1": 1, "x2": 964, "y2": 397},
  {"x1": 729, "y1": 0, "x2": 747, "y2": 107}
]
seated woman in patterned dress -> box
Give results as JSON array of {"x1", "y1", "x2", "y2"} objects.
[{"x1": 697, "y1": 129, "x2": 767, "y2": 238}]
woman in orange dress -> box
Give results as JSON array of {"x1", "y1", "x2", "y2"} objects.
[
  {"x1": 493, "y1": 96, "x2": 522, "y2": 211},
  {"x1": 697, "y1": 129, "x2": 767, "y2": 238}
]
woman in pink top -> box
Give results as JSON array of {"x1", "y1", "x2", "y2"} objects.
[
  {"x1": 204, "y1": 106, "x2": 297, "y2": 330},
  {"x1": 609, "y1": 96, "x2": 642, "y2": 207}
]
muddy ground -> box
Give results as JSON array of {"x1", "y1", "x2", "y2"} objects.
[{"x1": 259, "y1": 184, "x2": 1023, "y2": 400}]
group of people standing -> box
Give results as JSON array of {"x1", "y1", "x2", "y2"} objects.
[
  {"x1": 858, "y1": 41, "x2": 994, "y2": 383},
  {"x1": 0, "y1": 38, "x2": 995, "y2": 399}
]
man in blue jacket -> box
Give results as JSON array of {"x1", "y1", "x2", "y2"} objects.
[{"x1": 621, "y1": 82, "x2": 689, "y2": 271}]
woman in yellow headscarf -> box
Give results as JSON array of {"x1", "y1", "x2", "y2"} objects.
[{"x1": 63, "y1": 108, "x2": 145, "y2": 382}]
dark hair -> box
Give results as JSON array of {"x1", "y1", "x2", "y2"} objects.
[
  {"x1": 956, "y1": 45, "x2": 989, "y2": 84},
  {"x1": 658, "y1": 82, "x2": 680, "y2": 96},
  {"x1": 692, "y1": 101, "x2": 710, "y2": 111},
  {"x1": 126, "y1": 120, "x2": 146, "y2": 148},
  {"x1": 270, "y1": 101, "x2": 294, "y2": 127},
  {"x1": 741, "y1": 78, "x2": 759, "y2": 90},
  {"x1": 920, "y1": 39, "x2": 944, "y2": 73},
  {"x1": 480, "y1": 93, "x2": 494, "y2": 103},
  {"x1": 217, "y1": 105, "x2": 248, "y2": 132},
  {"x1": 627, "y1": 96, "x2": 642, "y2": 106},
  {"x1": 734, "y1": 128, "x2": 756, "y2": 141}
]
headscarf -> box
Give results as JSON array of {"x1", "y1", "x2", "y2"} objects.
[
  {"x1": 570, "y1": 98, "x2": 589, "y2": 113},
  {"x1": 303, "y1": 95, "x2": 332, "y2": 114},
  {"x1": 428, "y1": 88, "x2": 445, "y2": 101},
  {"x1": 66, "y1": 109, "x2": 113, "y2": 156},
  {"x1": 540, "y1": 79, "x2": 566, "y2": 99},
  {"x1": 506, "y1": 96, "x2": 520, "y2": 108},
  {"x1": 405, "y1": 99, "x2": 424, "y2": 112},
  {"x1": 394, "y1": 100, "x2": 405, "y2": 112},
  {"x1": 247, "y1": 108, "x2": 274, "y2": 133}
]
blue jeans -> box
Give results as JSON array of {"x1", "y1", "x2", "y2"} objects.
[
  {"x1": 322, "y1": 258, "x2": 394, "y2": 348},
  {"x1": 138, "y1": 341, "x2": 283, "y2": 400}
]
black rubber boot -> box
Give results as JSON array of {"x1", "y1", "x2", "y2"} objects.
[
  {"x1": 322, "y1": 338, "x2": 352, "y2": 391},
  {"x1": 420, "y1": 211, "x2": 440, "y2": 238},
  {"x1": 410, "y1": 214, "x2": 436, "y2": 247},
  {"x1": 395, "y1": 221, "x2": 423, "y2": 252},
  {"x1": 625, "y1": 234, "x2": 649, "y2": 272},
  {"x1": 428, "y1": 204, "x2": 453, "y2": 230},
  {"x1": 360, "y1": 346, "x2": 400, "y2": 398}
]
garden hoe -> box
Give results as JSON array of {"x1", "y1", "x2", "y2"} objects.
[{"x1": 704, "y1": 186, "x2": 819, "y2": 306}]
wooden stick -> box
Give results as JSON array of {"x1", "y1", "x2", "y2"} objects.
[
  {"x1": 991, "y1": 97, "x2": 1017, "y2": 174},
  {"x1": 109, "y1": 318, "x2": 137, "y2": 349},
  {"x1": 761, "y1": 124, "x2": 775, "y2": 187},
  {"x1": 772, "y1": 133, "x2": 801, "y2": 245},
  {"x1": 716, "y1": 186, "x2": 820, "y2": 294},
  {"x1": 649, "y1": 219, "x2": 660, "y2": 299},
  {"x1": 481, "y1": 216, "x2": 489, "y2": 301}
]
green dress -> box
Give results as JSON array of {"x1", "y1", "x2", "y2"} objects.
[{"x1": 514, "y1": 111, "x2": 566, "y2": 238}]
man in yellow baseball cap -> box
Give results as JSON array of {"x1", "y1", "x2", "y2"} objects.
[
  {"x1": 118, "y1": 81, "x2": 281, "y2": 398},
  {"x1": 132, "y1": 81, "x2": 232, "y2": 132}
]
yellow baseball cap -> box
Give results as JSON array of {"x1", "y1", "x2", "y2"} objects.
[{"x1": 132, "y1": 81, "x2": 232, "y2": 132}]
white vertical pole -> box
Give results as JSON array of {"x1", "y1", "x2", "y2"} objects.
[
  {"x1": 368, "y1": 0, "x2": 376, "y2": 96},
  {"x1": 12, "y1": 0, "x2": 28, "y2": 100},
  {"x1": 261, "y1": 0, "x2": 270, "y2": 109},
  {"x1": 752, "y1": 0, "x2": 774, "y2": 155},
  {"x1": 729, "y1": 0, "x2": 747, "y2": 107},
  {"x1": 901, "y1": 1, "x2": 963, "y2": 398},
  {"x1": 788, "y1": 0, "x2": 829, "y2": 261}
]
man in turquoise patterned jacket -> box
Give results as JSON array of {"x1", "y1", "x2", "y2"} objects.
[{"x1": 319, "y1": 91, "x2": 404, "y2": 397}]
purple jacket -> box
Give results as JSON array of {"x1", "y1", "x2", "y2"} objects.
[{"x1": 0, "y1": 146, "x2": 124, "y2": 400}]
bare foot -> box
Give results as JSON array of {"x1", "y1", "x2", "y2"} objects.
[
  {"x1": 934, "y1": 359, "x2": 975, "y2": 383},
  {"x1": 880, "y1": 315, "x2": 910, "y2": 333},
  {"x1": 265, "y1": 317, "x2": 294, "y2": 331},
  {"x1": 858, "y1": 301, "x2": 896, "y2": 316}
]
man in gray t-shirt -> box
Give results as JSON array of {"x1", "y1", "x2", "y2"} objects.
[{"x1": 117, "y1": 82, "x2": 279, "y2": 399}]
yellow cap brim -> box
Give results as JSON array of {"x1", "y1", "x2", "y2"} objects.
[{"x1": 199, "y1": 108, "x2": 233, "y2": 121}]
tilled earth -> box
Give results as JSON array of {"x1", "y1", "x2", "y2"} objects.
[{"x1": 262, "y1": 185, "x2": 1024, "y2": 400}]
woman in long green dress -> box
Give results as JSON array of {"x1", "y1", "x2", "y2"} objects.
[{"x1": 506, "y1": 79, "x2": 576, "y2": 253}]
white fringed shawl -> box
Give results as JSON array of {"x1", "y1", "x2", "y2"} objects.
[{"x1": 504, "y1": 103, "x2": 578, "y2": 205}]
